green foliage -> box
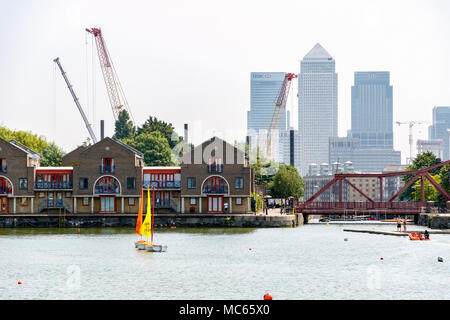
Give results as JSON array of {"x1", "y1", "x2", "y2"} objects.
[
  {"x1": 0, "y1": 125, "x2": 65, "y2": 167},
  {"x1": 0, "y1": 126, "x2": 49, "y2": 154},
  {"x1": 251, "y1": 192, "x2": 264, "y2": 213},
  {"x1": 268, "y1": 164, "x2": 305, "y2": 199},
  {"x1": 40, "y1": 142, "x2": 65, "y2": 167},
  {"x1": 113, "y1": 110, "x2": 136, "y2": 140},
  {"x1": 400, "y1": 152, "x2": 442, "y2": 201},
  {"x1": 438, "y1": 164, "x2": 450, "y2": 203},
  {"x1": 123, "y1": 131, "x2": 173, "y2": 166},
  {"x1": 137, "y1": 116, "x2": 182, "y2": 149},
  {"x1": 411, "y1": 174, "x2": 440, "y2": 202}
]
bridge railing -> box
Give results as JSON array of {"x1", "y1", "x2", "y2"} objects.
[{"x1": 297, "y1": 201, "x2": 429, "y2": 210}]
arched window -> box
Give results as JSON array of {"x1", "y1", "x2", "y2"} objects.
[
  {"x1": 0, "y1": 177, "x2": 12, "y2": 195},
  {"x1": 202, "y1": 176, "x2": 228, "y2": 194},
  {"x1": 94, "y1": 176, "x2": 120, "y2": 194}
]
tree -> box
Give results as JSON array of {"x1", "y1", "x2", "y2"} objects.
[
  {"x1": 0, "y1": 126, "x2": 48, "y2": 154},
  {"x1": 114, "y1": 110, "x2": 136, "y2": 140},
  {"x1": 411, "y1": 174, "x2": 440, "y2": 202},
  {"x1": 40, "y1": 142, "x2": 65, "y2": 167},
  {"x1": 123, "y1": 131, "x2": 173, "y2": 166},
  {"x1": 137, "y1": 116, "x2": 182, "y2": 149},
  {"x1": 268, "y1": 164, "x2": 305, "y2": 199},
  {"x1": 400, "y1": 152, "x2": 442, "y2": 201},
  {"x1": 438, "y1": 164, "x2": 450, "y2": 203}
]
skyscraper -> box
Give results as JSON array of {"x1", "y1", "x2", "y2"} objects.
[
  {"x1": 429, "y1": 106, "x2": 450, "y2": 160},
  {"x1": 350, "y1": 72, "x2": 393, "y2": 149},
  {"x1": 298, "y1": 43, "x2": 338, "y2": 175},
  {"x1": 328, "y1": 71, "x2": 400, "y2": 172},
  {"x1": 247, "y1": 72, "x2": 292, "y2": 163}
]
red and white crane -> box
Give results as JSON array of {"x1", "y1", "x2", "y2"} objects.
[
  {"x1": 86, "y1": 27, "x2": 135, "y2": 125},
  {"x1": 266, "y1": 73, "x2": 298, "y2": 158}
]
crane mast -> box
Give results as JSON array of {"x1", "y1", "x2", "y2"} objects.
[
  {"x1": 86, "y1": 27, "x2": 135, "y2": 124},
  {"x1": 396, "y1": 120, "x2": 429, "y2": 164},
  {"x1": 266, "y1": 73, "x2": 298, "y2": 159},
  {"x1": 53, "y1": 57, "x2": 98, "y2": 144}
]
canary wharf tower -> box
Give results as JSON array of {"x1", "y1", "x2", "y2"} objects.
[{"x1": 298, "y1": 43, "x2": 338, "y2": 175}]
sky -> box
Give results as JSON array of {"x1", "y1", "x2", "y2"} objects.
[{"x1": 1, "y1": 0, "x2": 450, "y2": 164}]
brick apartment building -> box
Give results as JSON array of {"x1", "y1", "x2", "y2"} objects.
[{"x1": 0, "y1": 136, "x2": 254, "y2": 214}]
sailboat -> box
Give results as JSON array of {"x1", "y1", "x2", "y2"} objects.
[
  {"x1": 134, "y1": 186, "x2": 146, "y2": 248},
  {"x1": 145, "y1": 185, "x2": 167, "y2": 252}
]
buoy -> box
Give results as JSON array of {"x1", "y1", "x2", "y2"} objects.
[
  {"x1": 380, "y1": 257, "x2": 383, "y2": 260},
  {"x1": 326, "y1": 223, "x2": 329, "y2": 226},
  {"x1": 438, "y1": 257, "x2": 444, "y2": 262},
  {"x1": 249, "y1": 248, "x2": 252, "y2": 251},
  {"x1": 18, "y1": 281, "x2": 22, "y2": 285},
  {"x1": 263, "y1": 293, "x2": 272, "y2": 300}
]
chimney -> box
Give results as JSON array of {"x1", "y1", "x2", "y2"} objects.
[
  {"x1": 290, "y1": 129, "x2": 294, "y2": 167},
  {"x1": 184, "y1": 123, "x2": 188, "y2": 143},
  {"x1": 100, "y1": 120, "x2": 104, "y2": 140}
]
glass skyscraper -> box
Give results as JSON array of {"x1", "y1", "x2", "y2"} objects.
[
  {"x1": 429, "y1": 106, "x2": 450, "y2": 160},
  {"x1": 298, "y1": 43, "x2": 338, "y2": 176},
  {"x1": 350, "y1": 72, "x2": 393, "y2": 149},
  {"x1": 247, "y1": 72, "x2": 291, "y2": 163}
]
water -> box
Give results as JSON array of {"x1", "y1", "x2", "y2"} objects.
[{"x1": 1, "y1": 224, "x2": 450, "y2": 300}]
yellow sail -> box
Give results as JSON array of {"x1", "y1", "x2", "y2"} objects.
[{"x1": 138, "y1": 185, "x2": 152, "y2": 243}]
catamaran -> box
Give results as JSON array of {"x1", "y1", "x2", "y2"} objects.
[{"x1": 135, "y1": 185, "x2": 167, "y2": 252}]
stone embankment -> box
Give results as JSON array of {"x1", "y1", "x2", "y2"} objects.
[
  {"x1": 417, "y1": 213, "x2": 450, "y2": 229},
  {"x1": 0, "y1": 213, "x2": 301, "y2": 228}
]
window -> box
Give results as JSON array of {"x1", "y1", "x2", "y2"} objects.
[
  {"x1": 39, "y1": 192, "x2": 45, "y2": 198},
  {"x1": 82, "y1": 197, "x2": 89, "y2": 206},
  {"x1": 235, "y1": 197, "x2": 242, "y2": 205},
  {"x1": 19, "y1": 178, "x2": 28, "y2": 190},
  {"x1": 79, "y1": 178, "x2": 88, "y2": 189},
  {"x1": 127, "y1": 177, "x2": 136, "y2": 189},
  {"x1": 187, "y1": 177, "x2": 196, "y2": 189},
  {"x1": 190, "y1": 198, "x2": 197, "y2": 205},
  {"x1": 65, "y1": 192, "x2": 71, "y2": 198},
  {"x1": 234, "y1": 177, "x2": 244, "y2": 190},
  {"x1": 128, "y1": 198, "x2": 135, "y2": 206}
]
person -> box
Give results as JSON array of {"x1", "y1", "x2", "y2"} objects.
[
  {"x1": 396, "y1": 217, "x2": 401, "y2": 232},
  {"x1": 403, "y1": 218, "x2": 407, "y2": 232},
  {"x1": 424, "y1": 229, "x2": 430, "y2": 240}
]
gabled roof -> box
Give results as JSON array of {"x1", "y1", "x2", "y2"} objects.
[
  {"x1": 9, "y1": 140, "x2": 40, "y2": 161},
  {"x1": 303, "y1": 43, "x2": 334, "y2": 61}
]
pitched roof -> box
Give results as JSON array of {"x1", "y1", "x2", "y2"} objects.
[
  {"x1": 9, "y1": 140, "x2": 40, "y2": 160},
  {"x1": 303, "y1": 43, "x2": 334, "y2": 61}
]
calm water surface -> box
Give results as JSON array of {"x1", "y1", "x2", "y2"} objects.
[{"x1": 1, "y1": 224, "x2": 450, "y2": 300}]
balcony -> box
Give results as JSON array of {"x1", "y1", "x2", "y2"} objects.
[
  {"x1": 143, "y1": 180, "x2": 181, "y2": 189},
  {"x1": 153, "y1": 198, "x2": 178, "y2": 212},
  {"x1": 204, "y1": 185, "x2": 228, "y2": 194},
  {"x1": 0, "y1": 165, "x2": 6, "y2": 174},
  {"x1": 207, "y1": 164, "x2": 223, "y2": 173},
  {"x1": 95, "y1": 185, "x2": 120, "y2": 194},
  {"x1": 38, "y1": 199, "x2": 71, "y2": 213},
  {"x1": 35, "y1": 181, "x2": 73, "y2": 190},
  {"x1": 100, "y1": 165, "x2": 115, "y2": 174}
]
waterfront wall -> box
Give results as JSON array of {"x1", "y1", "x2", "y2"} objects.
[
  {"x1": 0, "y1": 213, "x2": 297, "y2": 228},
  {"x1": 417, "y1": 213, "x2": 450, "y2": 229}
]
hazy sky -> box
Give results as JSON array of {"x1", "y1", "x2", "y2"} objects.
[{"x1": 1, "y1": 0, "x2": 450, "y2": 164}]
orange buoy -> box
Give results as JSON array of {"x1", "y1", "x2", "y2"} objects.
[
  {"x1": 249, "y1": 248, "x2": 252, "y2": 251},
  {"x1": 18, "y1": 281, "x2": 22, "y2": 285},
  {"x1": 380, "y1": 257, "x2": 383, "y2": 260},
  {"x1": 263, "y1": 293, "x2": 272, "y2": 300}
]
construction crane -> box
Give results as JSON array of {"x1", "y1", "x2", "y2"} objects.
[
  {"x1": 53, "y1": 57, "x2": 98, "y2": 144},
  {"x1": 266, "y1": 73, "x2": 298, "y2": 158},
  {"x1": 396, "y1": 120, "x2": 429, "y2": 164},
  {"x1": 86, "y1": 27, "x2": 135, "y2": 125}
]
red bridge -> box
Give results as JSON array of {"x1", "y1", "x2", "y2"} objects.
[{"x1": 297, "y1": 160, "x2": 450, "y2": 217}]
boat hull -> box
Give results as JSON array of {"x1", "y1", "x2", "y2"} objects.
[{"x1": 145, "y1": 245, "x2": 168, "y2": 252}]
